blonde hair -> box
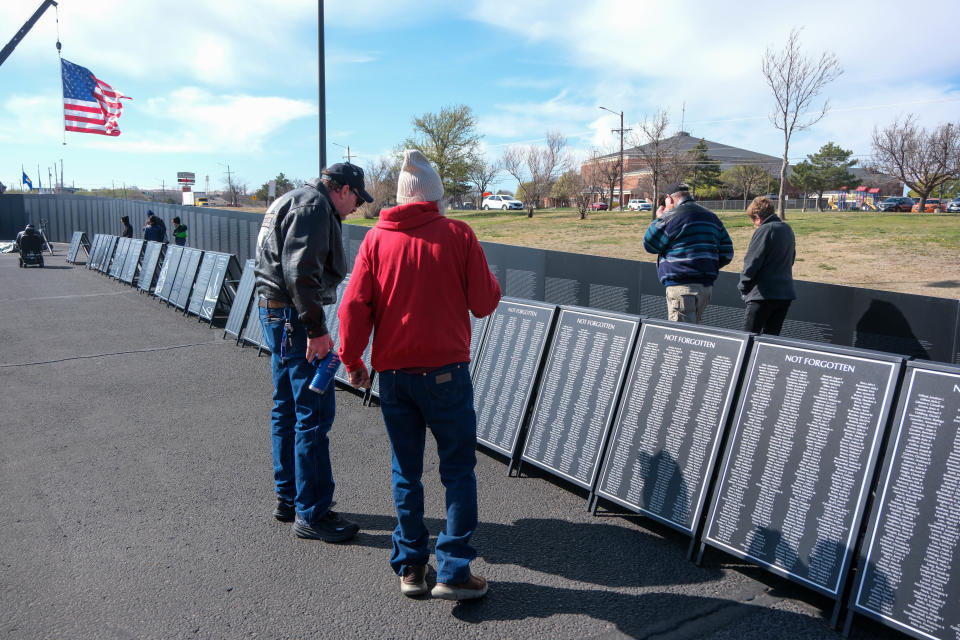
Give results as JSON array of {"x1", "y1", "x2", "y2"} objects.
[{"x1": 746, "y1": 196, "x2": 775, "y2": 222}]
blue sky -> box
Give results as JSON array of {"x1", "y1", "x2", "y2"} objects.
[{"x1": 2, "y1": 0, "x2": 959, "y2": 195}]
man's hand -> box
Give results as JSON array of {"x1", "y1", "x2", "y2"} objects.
[
  {"x1": 306, "y1": 333, "x2": 333, "y2": 364},
  {"x1": 655, "y1": 205, "x2": 665, "y2": 219},
  {"x1": 347, "y1": 366, "x2": 371, "y2": 390}
]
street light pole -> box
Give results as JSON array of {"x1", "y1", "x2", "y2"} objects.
[{"x1": 599, "y1": 106, "x2": 629, "y2": 211}]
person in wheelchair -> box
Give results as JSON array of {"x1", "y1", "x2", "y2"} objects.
[{"x1": 16, "y1": 224, "x2": 44, "y2": 268}]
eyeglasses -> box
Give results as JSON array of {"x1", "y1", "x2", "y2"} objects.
[{"x1": 349, "y1": 188, "x2": 364, "y2": 209}]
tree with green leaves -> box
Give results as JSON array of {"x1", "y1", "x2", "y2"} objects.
[
  {"x1": 790, "y1": 142, "x2": 859, "y2": 211},
  {"x1": 684, "y1": 139, "x2": 722, "y2": 198},
  {"x1": 254, "y1": 172, "x2": 295, "y2": 204},
  {"x1": 404, "y1": 104, "x2": 481, "y2": 196},
  {"x1": 722, "y1": 164, "x2": 769, "y2": 210}
]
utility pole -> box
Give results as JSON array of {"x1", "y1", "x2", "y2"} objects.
[
  {"x1": 333, "y1": 142, "x2": 352, "y2": 163},
  {"x1": 599, "y1": 106, "x2": 631, "y2": 211}
]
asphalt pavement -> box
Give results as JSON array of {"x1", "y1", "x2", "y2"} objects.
[{"x1": 0, "y1": 246, "x2": 904, "y2": 640}]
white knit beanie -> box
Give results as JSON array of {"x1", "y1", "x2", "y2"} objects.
[{"x1": 396, "y1": 149, "x2": 444, "y2": 204}]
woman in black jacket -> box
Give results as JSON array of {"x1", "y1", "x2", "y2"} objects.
[{"x1": 738, "y1": 197, "x2": 796, "y2": 335}]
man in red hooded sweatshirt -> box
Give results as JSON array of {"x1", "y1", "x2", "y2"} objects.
[{"x1": 337, "y1": 149, "x2": 501, "y2": 600}]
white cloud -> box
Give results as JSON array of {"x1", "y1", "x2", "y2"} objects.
[{"x1": 467, "y1": 0, "x2": 960, "y2": 161}]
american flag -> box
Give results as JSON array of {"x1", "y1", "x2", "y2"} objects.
[{"x1": 61, "y1": 59, "x2": 131, "y2": 136}]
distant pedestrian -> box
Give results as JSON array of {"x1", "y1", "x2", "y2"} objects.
[
  {"x1": 120, "y1": 216, "x2": 133, "y2": 238},
  {"x1": 155, "y1": 215, "x2": 168, "y2": 243},
  {"x1": 643, "y1": 182, "x2": 733, "y2": 323},
  {"x1": 143, "y1": 216, "x2": 164, "y2": 242},
  {"x1": 172, "y1": 216, "x2": 188, "y2": 246},
  {"x1": 338, "y1": 150, "x2": 501, "y2": 600},
  {"x1": 738, "y1": 197, "x2": 796, "y2": 335}
]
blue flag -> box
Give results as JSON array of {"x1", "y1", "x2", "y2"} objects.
[{"x1": 22, "y1": 171, "x2": 32, "y2": 191}]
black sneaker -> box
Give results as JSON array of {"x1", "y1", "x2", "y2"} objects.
[
  {"x1": 292, "y1": 510, "x2": 359, "y2": 543},
  {"x1": 273, "y1": 498, "x2": 295, "y2": 522}
]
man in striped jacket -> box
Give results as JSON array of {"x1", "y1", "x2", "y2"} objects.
[{"x1": 643, "y1": 182, "x2": 734, "y2": 323}]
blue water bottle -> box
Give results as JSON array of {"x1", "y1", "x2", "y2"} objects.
[{"x1": 309, "y1": 350, "x2": 340, "y2": 394}]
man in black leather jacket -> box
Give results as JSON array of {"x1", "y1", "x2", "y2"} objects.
[{"x1": 254, "y1": 163, "x2": 372, "y2": 542}]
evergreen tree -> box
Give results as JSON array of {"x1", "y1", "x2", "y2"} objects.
[
  {"x1": 684, "y1": 139, "x2": 722, "y2": 198},
  {"x1": 791, "y1": 142, "x2": 858, "y2": 211},
  {"x1": 254, "y1": 172, "x2": 295, "y2": 204}
]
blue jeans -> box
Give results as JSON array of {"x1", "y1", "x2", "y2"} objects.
[
  {"x1": 260, "y1": 305, "x2": 336, "y2": 524},
  {"x1": 378, "y1": 363, "x2": 478, "y2": 584}
]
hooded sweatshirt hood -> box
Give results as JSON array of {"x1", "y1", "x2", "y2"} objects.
[{"x1": 376, "y1": 201, "x2": 442, "y2": 231}]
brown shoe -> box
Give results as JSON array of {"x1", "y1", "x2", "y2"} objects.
[
  {"x1": 400, "y1": 564, "x2": 433, "y2": 597},
  {"x1": 431, "y1": 574, "x2": 488, "y2": 600}
]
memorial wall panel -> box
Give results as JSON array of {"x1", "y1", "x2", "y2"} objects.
[
  {"x1": 472, "y1": 298, "x2": 557, "y2": 457},
  {"x1": 240, "y1": 298, "x2": 267, "y2": 351},
  {"x1": 100, "y1": 236, "x2": 118, "y2": 273},
  {"x1": 173, "y1": 249, "x2": 204, "y2": 310},
  {"x1": 199, "y1": 254, "x2": 236, "y2": 321},
  {"x1": 187, "y1": 252, "x2": 218, "y2": 317},
  {"x1": 108, "y1": 237, "x2": 129, "y2": 278},
  {"x1": 703, "y1": 338, "x2": 903, "y2": 597},
  {"x1": 137, "y1": 242, "x2": 163, "y2": 293},
  {"x1": 481, "y1": 243, "x2": 546, "y2": 302},
  {"x1": 469, "y1": 313, "x2": 490, "y2": 376},
  {"x1": 121, "y1": 240, "x2": 144, "y2": 284},
  {"x1": 155, "y1": 245, "x2": 184, "y2": 301},
  {"x1": 542, "y1": 250, "x2": 640, "y2": 313},
  {"x1": 520, "y1": 307, "x2": 640, "y2": 489},
  {"x1": 596, "y1": 321, "x2": 750, "y2": 534},
  {"x1": 86, "y1": 234, "x2": 103, "y2": 269},
  {"x1": 66, "y1": 232, "x2": 86, "y2": 263},
  {"x1": 224, "y1": 259, "x2": 257, "y2": 339},
  {"x1": 850, "y1": 361, "x2": 960, "y2": 640}
]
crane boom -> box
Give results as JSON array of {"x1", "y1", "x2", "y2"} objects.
[{"x1": 0, "y1": 0, "x2": 58, "y2": 68}]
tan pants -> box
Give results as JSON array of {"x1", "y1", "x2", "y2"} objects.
[{"x1": 665, "y1": 283, "x2": 712, "y2": 323}]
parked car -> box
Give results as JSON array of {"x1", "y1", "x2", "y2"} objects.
[
  {"x1": 911, "y1": 199, "x2": 945, "y2": 213},
  {"x1": 482, "y1": 195, "x2": 523, "y2": 210},
  {"x1": 946, "y1": 198, "x2": 960, "y2": 212},
  {"x1": 591, "y1": 201, "x2": 609, "y2": 210},
  {"x1": 627, "y1": 199, "x2": 652, "y2": 211},
  {"x1": 878, "y1": 196, "x2": 915, "y2": 212}
]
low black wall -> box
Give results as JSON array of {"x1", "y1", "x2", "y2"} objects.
[{"x1": 3, "y1": 194, "x2": 958, "y2": 364}]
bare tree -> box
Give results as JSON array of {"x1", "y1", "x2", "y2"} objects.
[
  {"x1": 465, "y1": 158, "x2": 500, "y2": 208},
  {"x1": 223, "y1": 170, "x2": 246, "y2": 207},
  {"x1": 722, "y1": 164, "x2": 770, "y2": 210},
  {"x1": 586, "y1": 149, "x2": 621, "y2": 210},
  {"x1": 872, "y1": 116, "x2": 960, "y2": 211},
  {"x1": 629, "y1": 108, "x2": 679, "y2": 220},
  {"x1": 762, "y1": 27, "x2": 843, "y2": 219},
  {"x1": 523, "y1": 132, "x2": 568, "y2": 217},
  {"x1": 358, "y1": 156, "x2": 400, "y2": 218},
  {"x1": 502, "y1": 132, "x2": 568, "y2": 217},
  {"x1": 501, "y1": 146, "x2": 525, "y2": 199}
]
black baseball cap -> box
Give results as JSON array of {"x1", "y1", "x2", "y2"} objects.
[
  {"x1": 663, "y1": 182, "x2": 690, "y2": 196},
  {"x1": 322, "y1": 163, "x2": 373, "y2": 203}
]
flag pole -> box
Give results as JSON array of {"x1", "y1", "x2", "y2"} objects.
[{"x1": 56, "y1": 2, "x2": 65, "y2": 145}]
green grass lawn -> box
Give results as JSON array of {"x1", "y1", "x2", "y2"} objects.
[{"x1": 350, "y1": 208, "x2": 960, "y2": 254}]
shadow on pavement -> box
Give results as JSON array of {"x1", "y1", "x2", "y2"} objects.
[{"x1": 343, "y1": 512, "x2": 720, "y2": 588}]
